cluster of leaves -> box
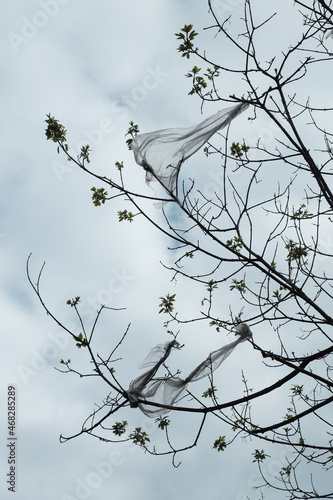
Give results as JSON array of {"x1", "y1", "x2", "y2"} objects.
[
  {"x1": 202, "y1": 385, "x2": 217, "y2": 399},
  {"x1": 45, "y1": 114, "x2": 68, "y2": 152},
  {"x1": 91, "y1": 187, "x2": 108, "y2": 207},
  {"x1": 209, "y1": 319, "x2": 221, "y2": 332},
  {"x1": 155, "y1": 416, "x2": 170, "y2": 430},
  {"x1": 115, "y1": 161, "x2": 124, "y2": 170},
  {"x1": 285, "y1": 239, "x2": 308, "y2": 262},
  {"x1": 186, "y1": 65, "x2": 207, "y2": 95},
  {"x1": 226, "y1": 236, "x2": 244, "y2": 251},
  {"x1": 66, "y1": 296, "x2": 81, "y2": 307},
  {"x1": 284, "y1": 408, "x2": 295, "y2": 421},
  {"x1": 111, "y1": 422, "x2": 150, "y2": 447},
  {"x1": 112, "y1": 420, "x2": 128, "y2": 436},
  {"x1": 230, "y1": 141, "x2": 250, "y2": 158},
  {"x1": 45, "y1": 114, "x2": 92, "y2": 164},
  {"x1": 125, "y1": 121, "x2": 139, "y2": 150},
  {"x1": 252, "y1": 449, "x2": 270, "y2": 463},
  {"x1": 272, "y1": 285, "x2": 286, "y2": 301},
  {"x1": 60, "y1": 358, "x2": 71, "y2": 365},
  {"x1": 117, "y1": 209, "x2": 134, "y2": 222},
  {"x1": 129, "y1": 427, "x2": 150, "y2": 446},
  {"x1": 78, "y1": 145, "x2": 91, "y2": 164},
  {"x1": 280, "y1": 465, "x2": 291, "y2": 477},
  {"x1": 159, "y1": 293, "x2": 176, "y2": 314},
  {"x1": 72, "y1": 333, "x2": 88, "y2": 349},
  {"x1": 291, "y1": 204, "x2": 313, "y2": 220},
  {"x1": 230, "y1": 279, "x2": 247, "y2": 293},
  {"x1": 175, "y1": 24, "x2": 199, "y2": 59},
  {"x1": 206, "y1": 280, "x2": 218, "y2": 292},
  {"x1": 206, "y1": 65, "x2": 220, "y2": 81},
  {"x1": 291, "y1": 384, "x2": 304, "y2": 397},
  {"x1": 213, "y1": 435, "x2": 227, "y2": 452},
  {"x1": 65, "y1": 297, "x2": 88, "y2": 347},
  {"x1": 231, "y1": 417, "x2": 250, "y2": 432},
  {"x1": 185, "y1": 65, "x2": 221, "y2": 96}
]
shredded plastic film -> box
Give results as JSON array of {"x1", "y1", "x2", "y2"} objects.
[
  {"x1": 126, "y1": 323, "x2": 252, "y2": 417},
  {"x1": 131, "y1": 103, "x2": 249, "y2": 194}
]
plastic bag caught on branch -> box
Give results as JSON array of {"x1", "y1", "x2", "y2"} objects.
[
  {"x1": 126, "y1": 323, "x2": 253, "y2": 417},
  {"x1": 131, "y1": 102, "x2": 249, "y2": 195}
]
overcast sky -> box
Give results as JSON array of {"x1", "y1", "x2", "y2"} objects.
[{"x1": 1, "y1": 1, "x2": 331, "y2": 499}]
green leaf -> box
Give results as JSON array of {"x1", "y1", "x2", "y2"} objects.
[
  {"x1": 155, "y1": 416, "x2": 170, "y2": 430},
  {"x1": 226, "y1": 236, "x2": 244, "y2": 251},
  {"x1": 59, "y1": 359, "x2": 70, "y2": 364},
  {"x1": 209, "y1": 320, "x2": 220, "y2": 332},
  {"x1": 291, "y1": 204, "x2": 313, "y2": 220},
  {"x1": 252, "y1": 449, "x2": 270, "y2": 463},
  {"x1": 129, "y1": 427, "x2": 150, "y2": 446},
  {"x1": 206, "y1": 279, "x2": 218, "y2": 292},
  {"x1": 112, "y1": 421, "x2": 128, "y2": 436},
  {"x1": 202, "y1": 385, "x2": 217, "y2": 399},
  {"x1": 72, "y1": 332, "x2": 88, "y2": 349},
  {"x1": 125, "y1": 121, "x2": 139, "y2": 150},
  {"x1": 285, "y1": 239, "x2": 308, "y2": 261},
  {"x1": 185, "y1": 66, "x2": 208, "y2": 95},
  {"x1": 229, "y1": 279, "x2": 247, "y2": 293},
  {"x1": 205, "y1": 66, "x2": 220, "y2": 81},
  {"x1": 280, "y1": 465, "x2": 291, "y2": 477},
  {"x1": 45, "y1": 114, "x2": 67, "y2": 145},
  {"x1": 66, "y1": 296, "x2": 81, "y2": 307},
  {"x1": 159, "y1": 293, "x2": 176, "y2": 314},
  {"x1": 213, "y1": 436, "x2": 227, "y2": 452},
  {"x1": 117, "y1": 209, "x2": 134, "y2": 222},
  {"x1": 78, "y1": 144, "x2": 91, "y2": 164},
  {"x1": 291, "y1": 384, "x2": 304, "y2": 396},
  {"x1": 230, "y1": 141, "x2": 250, "y2": 158},
  {"x1": 91, "y1": 187, "x2": 108, "y2": 206},
  {"x1": 175, "y1": 24, "x2": 199, "y2": 59}
]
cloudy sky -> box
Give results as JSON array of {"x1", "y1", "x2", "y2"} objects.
[{"x1": 1, "y1": 1, "x2": 330, "y2": 499}]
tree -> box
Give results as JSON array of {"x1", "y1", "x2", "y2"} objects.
[{"x1": 29, "y1": 1, "x2": 333, "y2": 498}]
